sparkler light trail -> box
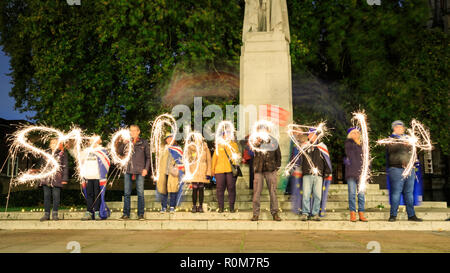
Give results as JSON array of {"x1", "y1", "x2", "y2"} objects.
[
  {"x1": 283, "y1": 122, "x2": 327, "y2": 176},
  {"x1": 248, "y1": 119, "x2": 280, "y2": 154},
  {"x1": 377, "y1": 119, "x2": 432, "y2": 178},
  {"x1": 150, "y1": 113, "x2": 178, "y2": 182},
  {"x1": 182, "y1": 130, "x2": 205, "y2": 182},
  {"x1": 108, "y1": 128, "x2": 133, "y2": 173},
  {"x1": 9, "y1": 125, "x2": 65, "y2": 186},
  {"x1": 215, "y1": 120, "x2": 240, "y2": 162},
  {"x1": 351, "y1": 111, "x2": 372, "y2": 193}
]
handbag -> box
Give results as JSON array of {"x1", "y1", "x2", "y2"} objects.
[{"x1": 224, "y1": 148, "x2": 243, "y2": 178}]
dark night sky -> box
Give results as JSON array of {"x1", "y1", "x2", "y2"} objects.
[{"x1": 0, "y1": 46, "x2": 35, "y2": 121}]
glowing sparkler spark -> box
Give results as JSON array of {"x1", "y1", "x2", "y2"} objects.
[
  {"x1": 108, "y1": 128, "x2": 133, "y2": 172},
  {"x1": 215, "y1": 120, "x2": 240, "y2": 161},
  {"x1": 248, "y1": 120, "x2": 280, "y2": 154},
  {"x1": 352, "y1": 111, "x2": 372, "y2": 193},
  {"x1": 377, "y1": 119, "x2": 432, "y2": 178},
  {"x1": 150, "y1": 113, "x2": 178, "y2": 182},
  {"x1": 283, "y1": 122, "x2": 326, "y2": 176},
  {"x1": 10, "y1": 125, "x2": 66, "y2": 186},
  {"x1": 182, "y1": 130, "x2": 205, "y2": 182}
]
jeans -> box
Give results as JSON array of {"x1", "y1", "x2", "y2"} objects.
[
  {"x1": 389, "y1": 167, "x2": 415, "y2": 217},
  {"x1": 161, "y1": 192, "x2": 178, "y2": 209},
  {"x1": 85, "y1": 179, "x2": 101, "y2": 213},
  {"x1": 43, "y1": 185, "x2": 61, "y2": 213},
  {"x1": 302, "y1": 175, "x2": 323, "y2": 216},
  {"x1": 123, "y1": 173, "x2": 145, "y2": 216},
  {"x1": 347, "y1": 178, "x2": 365, "y2": 212}
]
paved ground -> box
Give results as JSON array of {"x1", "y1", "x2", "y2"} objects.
[{"x1": 0, "y1": 229, "x2": 449, "y2": 253}]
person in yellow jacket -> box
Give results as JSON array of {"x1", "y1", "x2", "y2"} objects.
[{"x1": 211, "y1": 139, "x2": 240, "y2": 213}]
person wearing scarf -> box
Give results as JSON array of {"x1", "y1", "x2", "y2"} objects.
[
  {"x1": 156, "y1": 132, "x2": 185, "y2": 213},
  {"x1": 80, "y1": 136, "x2": 111, "y2": 220},
  {"x1": 297, "y1": 128, "x2": 333, "y2": 221},
  {"x1": 386, "y1": 120, "x2": 423, "y2": 222},
  {"x1": 344, "y1": 127, "x2": 368, "y2": 222}
]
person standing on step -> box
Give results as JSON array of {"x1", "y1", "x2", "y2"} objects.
[
  {"x1": 344, "y1": 127, "x2": 368, "y2": 222},
  {"x1": 38, "y1": 138, "x2": 69, "y2": 221},
  {"x1": 386, "y1": 120, "x2": 422, "y2": 222},
  {"x1": 184, "y1": 136, "x2": 212, "y2": 213},
  {"x1": 241, "y1": 134, "x2": 255, "y2": 190},
  {"x1": 211, "y1": 132, "x2": 240, "y2": 213},
  {"x1": 250, "y1": 125, "x2": 282, "y2": 222},
  {"x1": 298, "y1": 128, "x2": 333, "y2": 222},
  {"x1": 156, "y1": 132, "x2": 184, "y2": 214},
  {"x1": 118, "y1": 125, "x2": 150, "y2": 220},
  {"x1": 80, "y1": 136, "x2": 111, "y2": 221}
]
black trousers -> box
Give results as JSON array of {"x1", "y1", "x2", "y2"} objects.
[
  {"x1": 43, "y1": 185, "x2": 61, "y2": 213},
  {"x1": 248, "y1": 158, "x2": 254, "y2": 189},
  {"x1": 86, "y1": 179, "x2": 101, "y2": 213}
]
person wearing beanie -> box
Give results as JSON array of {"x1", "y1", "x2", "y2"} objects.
[
  {"x1": 344, "y1": 127, "x2": 368, "y2": 222},
  {"x1": 386, "y1": 120, "x2": 423, "y2": 222}
]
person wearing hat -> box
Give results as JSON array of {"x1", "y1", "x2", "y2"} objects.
[
  {"x1": 386, "y1": 120, "x2": 422, "y2": 222},
  {"x1": 118, "y1": 125, "x2": 151, "y2": 220},
  {"x1": 344, "y1": 127, "x2": 368, "y2": 222},
  {"x1": 297, "y1": 128, "x2": 333, "y2": 221},
  {"x1": 155, "y1": 132, "x2": 184, "y2": 213}
]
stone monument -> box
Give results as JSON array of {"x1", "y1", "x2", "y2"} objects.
[{"x1": 239, "y1": 0, "x2": 293, "y2": 188}]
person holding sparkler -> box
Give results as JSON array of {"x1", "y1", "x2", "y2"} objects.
[
  {"x1": 385, "y1": 120, "x2": 423, "y2": 222},
  {"x1": 156, "y1": 132, "x2": 184, "y2": 213},
  {"x1": 344, "y1": 127, "x2": 368, "y2": 222},
  {"x1": 118, "y1": 125, "x2": 151, "y2": 220},
  {"x1": 211, "y1": 131, "x2": 240, "y2": 213},
  {"x1": 37, "y1": 138, "x2": 69, "y2": 221},
  {"x1": 250, "y1": 123, "x2": 282, "y2": 222},
  {"x1": 298, "y1": 128, "x2": 332, "y2": 221},
  {"x1": 80, "y1": 136, "x2": 111, "y2": 221},
  {"x1": 184, "y1": 135, "x2": 212, "y2": 213}
]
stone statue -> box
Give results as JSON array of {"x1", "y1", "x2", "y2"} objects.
[{"x1": 243, "y1": 0, "x2": 290, "y2": 42}]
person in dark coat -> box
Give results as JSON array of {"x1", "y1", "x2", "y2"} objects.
[
  {"x1": 386, "y1": 120, "x2": 422, "y2": 222},
  {"x1": 250, "y1": 127, "x2": 282, "y2": 222},
  {"x1": 344, "y1": 127, "x2": 368, "y2": 222},
  {"x1": 38, "y1": 139, "x2": 69, "y2": 221},
  {"x1": 117, "y1": 125, "x2": 151, "y2": 220}
]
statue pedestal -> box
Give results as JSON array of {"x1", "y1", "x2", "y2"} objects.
[{"x1": 239, "y1": 31, "x2": 293, "y2": 188}]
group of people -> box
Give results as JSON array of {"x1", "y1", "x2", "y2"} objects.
[{"x1": 37, "y1": 120, "x2": 425, "y2": 223}]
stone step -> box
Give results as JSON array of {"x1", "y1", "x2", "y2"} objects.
[
  {"x1": 2, "y1": 210, "x2": 449, "y2": 221},
  {"x1": 106, "y1": 200, "x2": 448, "y2": 210},
  {"x1": 141, "y1": 188, "x2": 388, "y2": 196},
  {"x1": 126, "y1": 194, "x2": 390, "y2": 202},
  {"x1": 0, "y1": 219, "x2": 449, "y2": 231}
]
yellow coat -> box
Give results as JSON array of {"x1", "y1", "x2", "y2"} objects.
[
  {"x1": 211, "y1": 141, "x2": 240, "y2": 174},
  {"x1": 184, "y1": 142, "x2": 212, "y2": 183},
  {"x1": 156, "y1": 146, "x2": 181, "y2": 194}
]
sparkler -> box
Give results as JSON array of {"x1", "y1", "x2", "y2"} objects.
[
  {"x1": 9, "y1": 125, "x2": 66, "y2": 186},
  {"x1": 108, "y1": 128, "x2": 133, "y2": 173},
  {"x1": 248, "y1": 119, "x2": 280, "y2": 154},
  {"x1": 283, "y1": 122, "x2": 326, "y2": 176},
  {"x1": 150, "y1": 113, "x2": 178, "y2": 181},
  {"x1": 182, "y1": 130, "x2": 205, "y2": 182},
  {"x1": 351, "y1": 111, "x2": 372, "y2": 193},
  {"x1": 215, "y1": 120, "x2": 240, "y2": 162},
  {"x1": 377, "y1": 119, "x2": 432, "y2": 178}
]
